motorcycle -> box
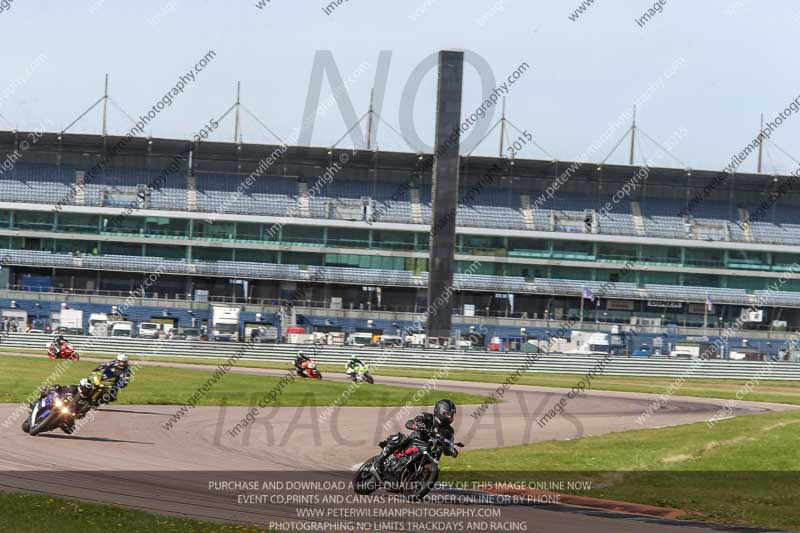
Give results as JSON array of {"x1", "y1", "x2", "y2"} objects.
[
  {"x1": 298, "y1": 359, "x2": 323, "y2": 380},
  {"x1": 349, "y1": 363, "x2": 374, "y2": 384},
  {"x1": 47, "y1": 342, "x2": 79, "y2": 361},
  {"x1": 22, "y1": 392, "x2": 78, "y2": 436},
  {"x1": 87, "y1": 369, "x2": 122, "y2": 406},
  {"x1": 352, "y1": 423, "x2": 464, "y2": 499}
]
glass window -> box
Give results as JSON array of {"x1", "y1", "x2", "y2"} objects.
[
  {"x1": 194, "y1": 221, "x2": 234, "y2": 240},
  {"x1": 192, "y1": 246, "x2": 233, "y2": 262},
  {"x1": 639, "y1": 245, "x2": 681, "y2": 265},
  {"x1": 102, "y1": 215, "x2": 144, "y2": 235},
  {"x1": 144, "y1": 217, "x2": 188, "y2": 238},
  {"x1": 552, "y1": 239, "x2": 593, "y2": 258},
  {"x1": 103, "y1": 242, "x2": 143, "y2": 256},
  {"x1": 13, "y1": 211, "x2": 53, "y2": 231},
  {"x1": 235, "y1": 222, "x2": 262, "y2": 242},
  {"x1": 685, "y1": 248, "x2": 724, "y2": 268},
  {"x1": 372, "y1": 230, "x2": 415, "y2": 251},
  {"x1": 597, "y1": 243, "x2": 636, "y2": 262},
  {"x1": 327, "y1": 227, "x2": 369, "y2": 248},
  {"x1": 58, "y1": 213, "x2": 100, "y2": 234},
  {"x1": 282, "y1": 225, "x2": 324, "y2": 246},
  {"x1": 145, "y1": 244, "x2": 186, "y2": 260}
]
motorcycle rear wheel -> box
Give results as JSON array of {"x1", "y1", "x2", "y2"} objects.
[{"x1": 352, "y1": 457, "x2": 379, "y2": 495}]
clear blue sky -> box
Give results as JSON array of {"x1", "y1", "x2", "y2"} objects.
[{"x1": 1, "y1": 0, "x2": 798, "y2": 173}]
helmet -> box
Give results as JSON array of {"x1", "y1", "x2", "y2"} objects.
[
  {"x1": 297, "y1": 351, "x2": 306, "y2": 358},
  {"x1": 78, "y1": 378, "x2": 94, "y2": 399},
  {"x1": 434, "y1": 399, "x2": 456, "y2": 425},
  {"x1": 116, "y1": 353, "x2": 129, "y2": 368},
  {"x1": 349, "y1": 354, "x2": 358, "y2": 361}
]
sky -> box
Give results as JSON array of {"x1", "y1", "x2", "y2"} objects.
[{"x1": 0, "y1": 0, "x2": 799, "y2": 174}]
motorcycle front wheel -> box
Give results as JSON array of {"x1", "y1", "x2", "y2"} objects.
[
  {"x1": 29, "y1": 411, "x2": 59, "y2": 436},
  {"x1": 352, "y1": 457, "x2": 379, "y2": 495},
  {"x1": 401, "y1": 462, "x2": 439, "y2": 499},
  {"x1": 364, "y1": 373, "x2": 374, "y2": 384}
]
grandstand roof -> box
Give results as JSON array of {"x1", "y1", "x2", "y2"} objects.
[{"x1": 0, "y1": 129, "x2": 790, "y2": 193}]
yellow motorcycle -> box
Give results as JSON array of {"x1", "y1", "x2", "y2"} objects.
[{"x1": 88, "y1": 369, "x2": 122, "y2": 406}]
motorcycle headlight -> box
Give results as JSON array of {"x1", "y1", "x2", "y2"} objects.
[
  {"x1": 61, "y1": 407, "x2": 71, "y2": 415},
  {"x1": 54, "y1": 398, "x2": 63, "y2": 408}
]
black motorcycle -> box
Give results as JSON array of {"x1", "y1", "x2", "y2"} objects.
[{"x1": 353, "y1": 422, "x2": 464, "y2": 498}]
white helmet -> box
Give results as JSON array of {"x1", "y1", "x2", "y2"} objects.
[
  {"x1": 116, "y1": 353, "x2": 129, "y2": 368},
  {"x1": 78, "y1": 378, "x2": 94, "y2": 398}
]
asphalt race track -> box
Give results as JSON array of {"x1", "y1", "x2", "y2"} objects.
[{"x1": 1, "y1": 357, "x2": 795, "y2": 532}]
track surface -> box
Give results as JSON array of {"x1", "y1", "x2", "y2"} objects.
[{"x1": 1, "y1": 355, "x2": 795, "y2": 532}]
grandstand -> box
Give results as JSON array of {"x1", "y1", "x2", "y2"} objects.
[{"x1": 1, "y1": 129, "x2": 800, "y2": 353}]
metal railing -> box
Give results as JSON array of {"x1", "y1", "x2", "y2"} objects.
[{"x1": 1, "y1": 333, "x2": 799, "y2": 380}]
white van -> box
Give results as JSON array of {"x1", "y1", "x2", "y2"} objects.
[
  {"x1": 138, "y1": 322, "x2": 160, "y2": 339},
  {"x1": 111, "y1": 322, "x2": 134, "y2": 338},
  {"x1": 346, "y1": 332, "x2": 373, "y2": 347}
]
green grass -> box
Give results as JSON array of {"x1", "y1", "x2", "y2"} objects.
[
  {"x1": 4, "y1": 348, "x2": 800, "y2": 530},
  {"x1": 0, "y1": 492, "x2": 273, "y2": 533},
  {"x1": 113, "y1": 352, "x2": 800, "y2": 406},
  {"x1": 443, "y1": 409, "x2": 800, "y2": 530},
  {"x1": 0, "y1": 355, "x2": 492, "y2": 408},
  {"x1": 5, "y1": 347, "x2": 799, "y2": 405}
]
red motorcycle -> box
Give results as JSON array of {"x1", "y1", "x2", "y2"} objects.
[
  {"x1": 299, "y1": 359, "x2": 322, "y2": 380},
  {"x1": 47, "y1": 342, "x2": 79, "y2": 361}
]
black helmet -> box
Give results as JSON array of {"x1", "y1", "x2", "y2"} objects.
[{"x1": 434, "y1": 399, "x2": 456, "y2": 425}]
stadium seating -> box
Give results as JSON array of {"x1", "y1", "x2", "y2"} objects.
[
  {"x1": 4, "y1": 162, "x2": 800, "y2": 251},
  {"x1": 5, "y1": 247, "x2": 800, "y2": 309}
]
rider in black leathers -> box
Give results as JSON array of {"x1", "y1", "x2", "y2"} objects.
[
  {"x1": 373, "y1": 399, "x2": 459, "y2": 473},
  {"x1": 294, "y1": 351, "x2": 310, "y2": 377},
  {"x1": 48, "y1": 334, "x2": 69, "y2": 358}
]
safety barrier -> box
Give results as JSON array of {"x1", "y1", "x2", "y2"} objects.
[{"x1": 2, "y1": 333, "x2": 799, "y2": 381}]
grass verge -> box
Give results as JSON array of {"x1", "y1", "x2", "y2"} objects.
[
  {"x1": 443, "y1": 409, "x2": 800, "y2": 531},
  {"x1": 0, "y1": 492, "x2": 273, "y2": 533},
  {"x1": 4, "y1": 347, "x2": 799, "y2": 406},
  {"x1": 0, "y1": 355, "x2": 491, "y2": 408},
  {"x1": 71, "y1": 350, "x2": 800, "y2": 406}
]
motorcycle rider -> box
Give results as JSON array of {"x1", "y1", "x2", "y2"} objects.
[
  {"x1": 345, "y1": 354, "x2": 366, "y2": 381},
  {"x1": 294, "y1": 351, "x2": 311, "y2": 377},
  {"x1": 90, "y1": 353, "x2": 132, "y2": 404},
  {"x1": 373, "y1": 399, "x2": 458, "y2": 473},
  {"x1": 48, "y1": 334, "x2": 70, "y2": 358},
  {"x1": 34, "y1": 378, "x2": 95, "y2": 434}
]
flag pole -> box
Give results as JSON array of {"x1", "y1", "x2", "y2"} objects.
[
  {"x1": 703, "y1": 293, "x2": 709, "y2": 329},
  {"x1": 580, "y1": 292, "x2": 585, "y2": 325}
]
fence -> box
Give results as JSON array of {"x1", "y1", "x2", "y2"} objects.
[{"x1": 2, "y1": 333, "x2": 800, "y2": 380}]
